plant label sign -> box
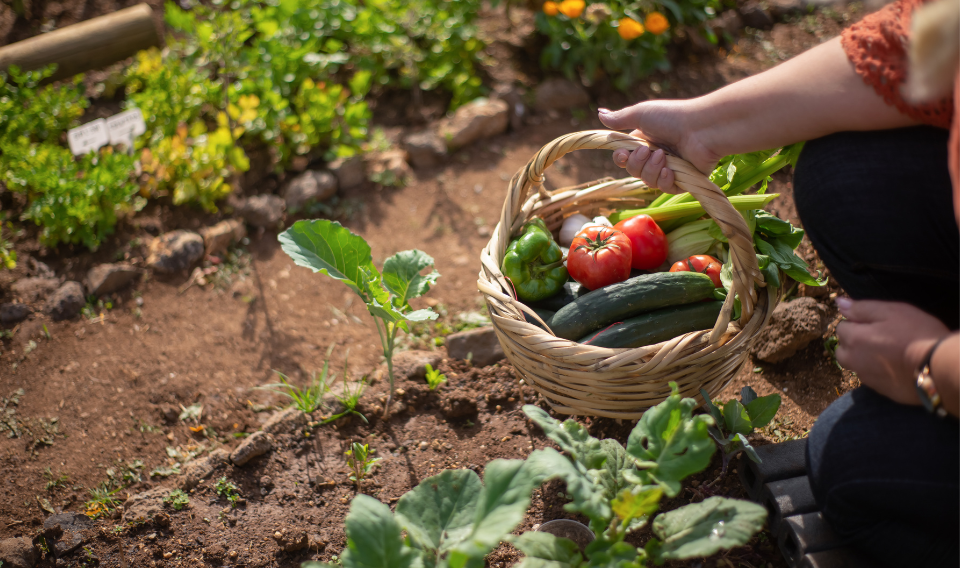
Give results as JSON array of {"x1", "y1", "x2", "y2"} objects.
[
  {"x1": 67, "y1": 119, "x2": 109, "y2": 156},
  {"x1": 106, "y1": 109, "x2": 147, "y2": 146}
]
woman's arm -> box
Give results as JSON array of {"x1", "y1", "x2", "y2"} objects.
[{"x1": 599, "y1": 36, "x2": 921, "y2": 190}]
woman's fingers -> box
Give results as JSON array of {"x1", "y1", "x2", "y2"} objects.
[{"x1": 616, "y1": 146, "x2": 677, "y2": 192}]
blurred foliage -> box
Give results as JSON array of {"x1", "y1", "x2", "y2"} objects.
[{"x1": 537, "y1": 0, "x2": 719, "y2": 89}]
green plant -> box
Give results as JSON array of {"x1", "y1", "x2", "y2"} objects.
[
  {"x1": 701, "y1": 386, "x2": 782, "y2": 481},
  {"x1": 215, "y1": 476, "x2": 242, "y2": 507},
  {"x1": 163, "y1": 489, "x2": 190, "y2": 511},
  {"x1": 825, "y1": 335, "x2": 841, "y2": 369},
  {"x1": 537, "y1": 0, "x2": 718, "y2": 90},
  {"x1": 257, "y1": 367, "x2": 329, "y2": 415},
  {"x1": 84, "y1": 482, "x2": 123, "y2": 519},
  {"x1": 279, "y1": 220, "x2": 440, "y2": 414},
  {"x1": 44, "y1": 468, "x2": 69, "y2": 490},
  {"x1": 345, "y1": 442, "x2": 381, "y2": 492},
  {"x1": 424, "y1": 364, "x2": 446, "y2": 391}
]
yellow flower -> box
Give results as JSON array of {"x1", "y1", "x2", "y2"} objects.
[
  {"x1": 618, "y1": 17, "x2": 644, "y2": 40},
  {"x1": 543, "y1": 1, "x2": 559, "y2": 16},
  {"x1": 644, "y1": 11, "x2": 669, "y2": 35},
  {"x1": 558, "y1": 0, "x2": 585, "y2": 18}
]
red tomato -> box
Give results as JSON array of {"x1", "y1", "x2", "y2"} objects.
[
  {"x1": 669, "y1": 255, "x2": 723, "y2": 287},
  {"x1": 613, "y1": 215, "x2": 668, "y2": 270},
  {"x1": 568, "y1": 226, "x2": 633, "y2": 290}
]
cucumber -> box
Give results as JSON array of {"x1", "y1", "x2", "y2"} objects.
[
  {"x1": 578, "y1": 301, "x2": 723, "y2": 348},
  {"x1": 547, "y1": 272, "x2": 716, "y2": 340},
  {"x1": 528, "y1": 280, "x2": 588, "y2": 312},
  {"x1": 523, "y1": 307, "x2": 556, "y2": 331}
]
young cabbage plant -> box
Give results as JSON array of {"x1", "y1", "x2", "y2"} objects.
[
  {"x1": 700, "y1": 385, "x2": 782, "y2": 483},
  {"x1": 518, "y1": 383, "x2": 768, "y2": 567},
  {"x1": 279, "y1": 220, "x2": 440, "y2": 415}
]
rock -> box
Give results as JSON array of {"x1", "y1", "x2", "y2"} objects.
[
  {"x1": 402, "y1": 130, "x2": 447, "y2": 169},
  {"x1": 238, "y1": 195, "x2": 285, "y2": 228},
  {"x1": 389, "y1": 350, "x2": 443, "y2": 383},
  {"x1": 739, "y1": 1, "x2": 774, "y2": 29},
  {"x1": 44, "y1": 281, "x2": 84, "y2": 321},
  {"x1": 767, "y1": 0, "x2": 802, "y2": 17},
  {"x1": 753, "y1": 297, "x2": 828, "y2": 363},
  {"x1": 27, "y1": 258, "x2": 55, "y2": 279},
  {"x1": 329, "y1": 155, "x2": 365, "y2": 190},
  {"x1": 122, "y1": 487, "x2": 168, "y2": 523},
  {"x1": 533, "y1": 78, "x2": 590, "y2": 112},
  {"x1": 0, "y1": 537, "x2": 37, "y2": 568},
  {"x1": 279, "y1": 530, "x2": 309, "y2": 553},
  {"x1": 438, "y1": 98, "x2": 509, "y2": 151},
  {"x1": 43, "y1": 512, "x2": 90, "y2": 556},
  {"x1": 366, "y1": 149, "x2": 412, "y2": 186},
  {"x1": 178, "y1": 449, "x2": 229, "y2": 491},
  {"x1": 262, "y1": 407, "x2": 308, "y2": 436},
  {"x1": 439, "y1": 389, "x2": 479, "y2": 418},
  {"x1": 710, "y1": 9, "x2": 744, "y2": 35},
  {"x1": 230, "y1": 431, "x2": 274, "y2": 466},
  {"x1": 284, "y1": 170, "x2": 338, "y2": 211},
  {"x1": 199, "y1": 219, "x2": 246, "y2": 256},
  {"x1": 146, "y1": 231, "x2": 204, "y2": 273},
  {"x1": 0, "y1": 303, "x2": 31, "y2": 325},
  {"x1": 445, "y1": 327, "x2": 505, "y2": 367},
  {"x1": 11, "y1": 277, "x2": 59, "y2": 303},
  {"x1": 493, "y1": 83, "x2": 527, "y2": 131},
  {"x1": 85, "y1": 263, "x2": 141, "y2": 297}
]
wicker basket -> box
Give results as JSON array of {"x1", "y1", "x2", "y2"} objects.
[{"x1": 477, "y1": 130, "x2": 781, "y2": 419}]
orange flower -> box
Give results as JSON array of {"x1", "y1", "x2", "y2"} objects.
[
  {"x1": 644, "y1": 11, "x2": 669, "y2": 35},
  {"x1": 543, "y1": 1, "x2": 559, "y2": 16},
  {"x1": 558, "y1": 0, "x2": 585, "y2": 18},
  {"x1": 617, "y1": 17, "x2": 644, "y2": 40}
]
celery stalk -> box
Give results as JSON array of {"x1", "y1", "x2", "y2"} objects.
[{"x1": 610, "y1": 193, "x2": 779, "y2": 224}]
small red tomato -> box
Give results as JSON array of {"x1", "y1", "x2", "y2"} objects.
[
  {"x1": 568, "y1": 226, "x2": 633, "y2": 290},
  {"x1": 613, "y1": 214, "x2": 668, "y2": 270},
  {"x1": 669, "y1": 254, "x2": 723, "y2": 287}
]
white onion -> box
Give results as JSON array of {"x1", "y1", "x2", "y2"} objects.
[{"x1": 559, "y1": 214, "x2": 591, "y2": 246}]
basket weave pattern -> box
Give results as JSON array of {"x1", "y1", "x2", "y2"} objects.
[{"x1": 478, "y1": 131, "x2": 780, "y2": 419}]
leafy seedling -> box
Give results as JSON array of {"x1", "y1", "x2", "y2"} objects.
[
  {"x1": 279, "y1": 220, "x2": 440, "y2": 415},
  {"x1": 178, "y1": 403, "x2": 203, "y2": 425},
  {"x1": 163, "y1": 489, "x2": 190, "y2": 511},
  {"x1": 44, "y1": 468, "x2": 68, "y2": 490},
  {"x1": 215, "y1": 476, "x2": 241, "y2": 507},
  {"x1": 84, "y1": 482, "x2": 123, "y2": 519},
  {"x1": 700, "y1": 385, "x2": 782, "y2": 483},
  {"x1": 424, "y1": 363, "x2": 446, "y2": 391},
  {"x1": 824, "y1": 335, "x2": 842, "y2": 369},
  {"x1": 345, "y1": 442, "x2": 381, "y2": 493},
  {"x1": 256, "y1": 369, "x2": 327, "y2": 415}
]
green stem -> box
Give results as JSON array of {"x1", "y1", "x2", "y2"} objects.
[{"x1": 533, "y1": 259, "x2": 566, "y2": 273}]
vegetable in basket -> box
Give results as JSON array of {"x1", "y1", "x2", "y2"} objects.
[
  {"x1": 670, "y1": 254, "x2": 723, "y2": 288},
  {"x1": 579, "y1": 301, "x2": 724, "y2": 348},
  {"x1": 612, "y1": 214, "x2": 668, "y2": 270},
  {"x1": 501, "y1": 218, "x2": 568, "y2": 302},
  {"x1": 567, "y1": 225, "x2": 632, "y2": 290}
]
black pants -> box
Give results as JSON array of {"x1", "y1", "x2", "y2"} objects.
[{"x1": 795, "y1": 126, "x2": 960, "y2": 568}]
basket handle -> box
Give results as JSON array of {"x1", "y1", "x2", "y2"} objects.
[{"x1": 495, "y1": 130, "x2": 765, "y2": 343}]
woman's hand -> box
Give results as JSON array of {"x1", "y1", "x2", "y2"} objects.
[
  {"x1": 598, "y1": 100, "x2": 723, "y2": 192},
  {"x1": 835, "y1": 297, "x2": 951, "y2": 406}
]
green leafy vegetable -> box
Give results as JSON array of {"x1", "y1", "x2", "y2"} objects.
[
  {"x1": 646, "y1": 497, "x2": 767, "y2": 563},
  {"x1": 700, "y1": 386, "x2": 782, "y2": 483}
]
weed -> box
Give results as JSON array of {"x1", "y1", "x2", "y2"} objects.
[
  {"x1": 163, "y1": 489, "x2": 190, "y2": 511},
  {"x1": 701, "y1": 386, "x2": 781, "y2": 484},
  {"x1": 44, "y1": 468, "x2": 69, "y2": 490},
  {"x1": 81, "y1": 296, "x2": 113, "y2": 321},
  {"x1": 84, "y1": 482, "x2": 123, "y2": 519},
  {"x1": 215, "y1": 476, "x2": 241, "y2": 507},
  {"x1": 824, "y1": 335, "x2": 842, "y2": 370},
  {"x1": 256, "y1": 367, "x2": 329, "y2": 415},
  {"x1": 134, "y1": 418, "x2": 160, "y2": 434},
  {"x1": 345, "y1": 442, "x2": 381, "y2": 492},
  {"x1": 424, "y1": 364, "x2": 446, "y2": 391},
  {"x1": 112, "y1": 525, "x2": 124, "y2": 535},
  {"x1": 178, "y1": 403, "x2": 203, "y2": 424}
]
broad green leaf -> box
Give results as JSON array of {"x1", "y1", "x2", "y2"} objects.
[
  {"x1": 524, "y1": 448, "x2": 611, "y2": 528},
  {"x1": 611, "y1": 486, "x2": 661, "y2": 527},
  {"x1": 754, "y1": 237, "x2": 825, "y2": 287},
  {"x1": 626, "y1": 383, "x2": 716, "y2": 497},
  {"x1": 395, "y1": 469, "x2": 481, "y2": 557},
  {"x1": 340, "y1": 495, "x2": 423, "y2": 568},
  {"x1": 745, "y1": 394, "x2": 781, "y2": 429},
  {"x1": 383, "y1": 249, "x2": 440, "y2": 308},
  {"x1": 523, "y1": 405, "x2": 606, "y2": 469},
  {"x1": 279, "y1": 220, "x2": 381, "y2": 302},
  {"x1": 722, "y1": 400, "x2": 753, "y2": 437},
  {"x1": 582, "y1": 540, "x2": 643, "y2": 568},
  {"x1": 735, "y1": 434, "x2": 761, "y2": 463},
  {"x1": 739, "y1": 386, "x2": 757, "y2": 405},
  {"x1": 649, "y1": 497, "x2": 767, "y2": 562},
  {"x1": 368, "y1": 297, "x2": 415, "y2": 324},
  {"x1": 699, "y1": 389, "x2": 723, "y2": 425},
  {"x1": 756, "y1": 255, "x2": 781, "y2": 289},
  {"x1": 510, "y1": 532, "x2": 583, "y2": 568},
  {"x1": 406, "y1": 308, "x2": 439, "y2": 322}
]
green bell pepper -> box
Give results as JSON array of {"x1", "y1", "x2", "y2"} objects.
[{"x1": 501, "y1": 218, "x2": 568, "y2": 302}]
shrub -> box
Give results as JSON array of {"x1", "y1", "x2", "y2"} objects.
[{"x1": 537, "y1": 0, "x2": 718, "y2": 89}]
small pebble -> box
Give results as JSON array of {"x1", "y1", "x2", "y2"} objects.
[
  {"x1": 229, "y1": 551, "x2": 238, "y2": 558},
  {"x1": 163, "y1": 552, "x2": 173, "y2": 559},
  {"x1": 419, "y1": 441, "x2": 429, "y2": 450},
  {"x1": 274, "y1": 531, "x2": 283, "y2": 539}
]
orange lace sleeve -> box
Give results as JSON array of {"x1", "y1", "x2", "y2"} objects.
[{"x1": 841, "y1": 0, "x2": 953, "y2": 129}]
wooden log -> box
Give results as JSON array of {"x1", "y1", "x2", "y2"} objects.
[{"x1": 0, "y1": 4, "x2": 160, "y2": 81}]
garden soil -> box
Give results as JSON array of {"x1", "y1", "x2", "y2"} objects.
[{"x1": 0, "y1": 3, "x2": 863, "y2": 567}]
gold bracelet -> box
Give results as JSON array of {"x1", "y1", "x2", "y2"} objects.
[{"x1": 916, "y1": 336, "x2": 949, "y2": 418}]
